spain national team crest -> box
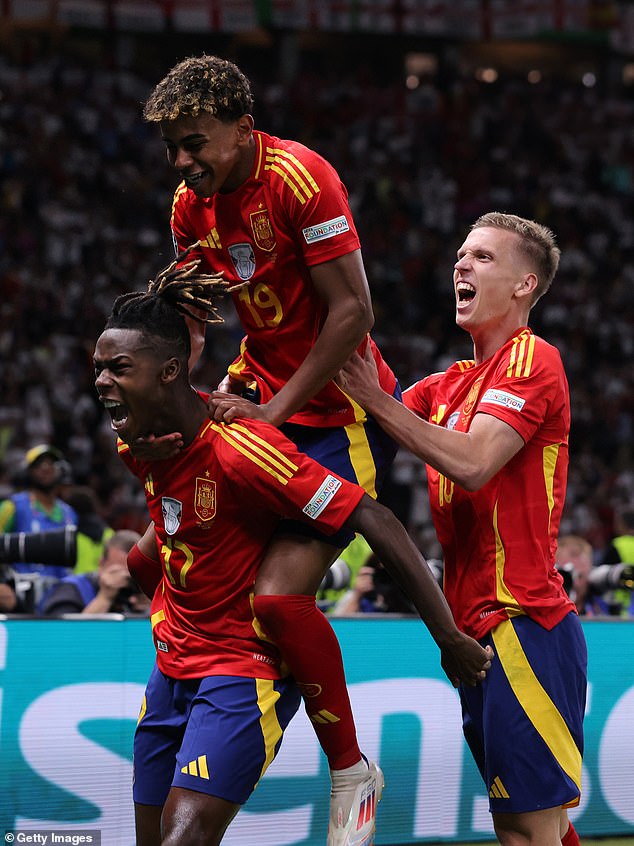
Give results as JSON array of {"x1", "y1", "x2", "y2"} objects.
[
  {"x1": 161, "y1": 497, "x2": 182, "y2": 536},
  {"x1": 228, "y1": 242, "x2": 256, "y2": 281},
  {"x1": 462, "y1": 376, "x2": 484, "y2": 417},
  {"x1": 195, "y1": 477, "x2": 216, "y2": 522},
  {"x1": 249, "y1": 208, "x2": 276, "y2": 252}
]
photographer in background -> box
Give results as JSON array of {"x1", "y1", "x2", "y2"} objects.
[
  {"x1": 556, "y1": 533, "x2": 634, "y2": 617},
  {"x1": 596, "y1": 504, "x2": 634, "y2": 617},
  {"x1": 40, "y1": 530, "x2": 148, "y2": 617},
  {"x1": 0, "y1": 444, "x2": 77, "y2": 580},
  {"x1": 331, "y1": 553, "x2": 416, "y2": 616},
  {"x1": 0, "y1": 578, "x2": 19, "y2": 613},
  {"x1": 556, "y1": 535, "x2": 609, "y2": 617}
]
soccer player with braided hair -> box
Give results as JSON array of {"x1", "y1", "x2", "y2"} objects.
[
  {"x1": 141, "y1": 54, "x2": 406, "y2": 844},
  {"x1": 94, "y1": 257, "x2": 491, "y2": 846}
]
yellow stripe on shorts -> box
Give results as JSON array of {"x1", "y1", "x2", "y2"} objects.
[{"x1": 492, "y1": 619, "x2": 582, "y2": 792}]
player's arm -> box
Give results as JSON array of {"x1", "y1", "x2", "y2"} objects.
[
  {"x1": 208, "y1": 249, "x2": 374, "y2": 426},
  {"x1": 338, "y1": 349, "x2": 524, "y2": 490},
  {"x1": 127, "y1": 523, "x2": 162, "y2": 599},
  {"x1": 344, "y1": 494, "x2": 492, "y2": 687}
]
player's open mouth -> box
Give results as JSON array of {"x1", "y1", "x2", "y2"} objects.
[
  {"x1": 102, "y1": 399, "x2": 129, "y2": 431},
  {"x1": 183, "y1": 172, "x2": 207, "y2": 188},
  {"x1": 456, "y1": 282, "x2": 476, "y2": 304}
]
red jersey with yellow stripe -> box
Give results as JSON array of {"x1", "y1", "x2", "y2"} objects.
[
  {"x1": 119, "y1": 415, "x2": 364, "y2": 679},
  {"x1": 170, "y1": 129, "x2": 396, "y2": 426},
  {"x1": 403, "y1": 328, "x2": 575, "y2": 640}
]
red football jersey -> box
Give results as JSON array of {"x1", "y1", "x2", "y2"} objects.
[
  {"x1": 404, "y1": 328, "x2": 576, "y2": 640},
  {"x1": 120, "y1": 416, "x2": 364, "y2": 679},
  {"x1": 170, "y1": 129, "x2": 396, "y2": 426}
]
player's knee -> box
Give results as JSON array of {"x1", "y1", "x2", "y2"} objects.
[
  {"x1": 161, "y1": 815, "x2": 218, "y2": 846},
  {"x1": 161, "y1": 789, "x2": 231, "y2": 846}
]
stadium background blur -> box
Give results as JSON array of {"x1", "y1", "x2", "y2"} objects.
[
  {"x1": 1, "y1": 3, "x2": 634, "y2": 843},
  {"x1": 0, "y1": 1, "x2": 632, "y2": 560}
]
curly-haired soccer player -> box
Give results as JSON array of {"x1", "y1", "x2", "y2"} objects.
[
  {"x1": 94, "y1": 255, "x2": 491, "y2": 845},
  {"x1": 141, "y1": 54, "x2": 405, "y2": 844}
]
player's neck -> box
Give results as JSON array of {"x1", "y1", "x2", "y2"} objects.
[
  {"x1": 472, "y1": 318, "x2": 529, "y2": 365},
  {"x1": 170, "y1": 387, "x2": 209, "y2": 446}
]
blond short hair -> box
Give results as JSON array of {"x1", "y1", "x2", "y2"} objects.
[{"x1": 472, "y1": 212, "x2": 561, "y2": 305}]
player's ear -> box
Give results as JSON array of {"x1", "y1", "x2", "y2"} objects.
[
  {"x1": 161, "y1": 357, "x2": 182, "y2": 384},
  {"x1": 236, "y1": 114, "x2": 254, "y2": 145},
  {"x1": 516, "y1": 272, "x2": 538, "y2": 301}
]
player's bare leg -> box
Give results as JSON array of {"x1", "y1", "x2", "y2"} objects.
[
  {"x1": 254, "y1": 533, "x2": 383, "y2": 845},
  {"x1": 493, "y1": 806, "x2": 571, "y2": 845},
  {"x1": 560, "y1": 811, "x2": 581, "y2": 846},
  {"x1": 135, "y1": 802, "x2": 162, "y2": 846},
  {"x1": 160, "y1": 787, "x2": 240, "y2": 846}
]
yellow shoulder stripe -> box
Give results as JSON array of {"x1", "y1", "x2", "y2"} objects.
[
  {"x1": 265, "y1": 146, "x2": 320, "y2": 204},
  {"x1": 457, "y1": 359, "x2": 475, "y2": 372},
  {"x1": 506, "y1": 331, "x2": 535, "y2": 378},
  {"x1": 209, "y1": 422, "x2": 296, "y2": 485},
  {"x1": 170, "y1": 181, "x2": 188, "y2": 224}
]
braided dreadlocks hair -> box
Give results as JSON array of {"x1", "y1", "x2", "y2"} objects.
[{"x1": 105, "y1": 243, "x2": 246, "y2": 361}]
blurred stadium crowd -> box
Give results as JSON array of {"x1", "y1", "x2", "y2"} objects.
[{"x1": 0, "y1": 36, "x2": 632, "y2": 559}]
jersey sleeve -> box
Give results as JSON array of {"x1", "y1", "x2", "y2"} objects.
[
  {"x1": 212, "y1": 419, "x2": 365, "y2": 533},
  {"x1": 170, "y1": 183, "x2": 205, "y2": 260},
  {"x1": 475, "y1": 337, "x2": 567, "y2": 443},
  {"x1": 402, "y1": 374, "x2": 439, "y2": 421},
  {"x1": 271, "y1": 142, "x2": 360, "y2": 267},
  {"x1": 116, "y1": 439, "x2": 146, "y2": 482}
]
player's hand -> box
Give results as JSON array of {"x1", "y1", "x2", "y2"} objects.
[
  {"x1": 440, "y1": 638, "x2": 494, "y2": 688},
  {"x1": 129, "y1": 432, "x2": 184, "y2": 461},
  {"x1": 207, "y1": 391, "x2": 271, "y2": 424},
  {"x1": 336, "y1": 346, "x2": 381, "y2": 410}
]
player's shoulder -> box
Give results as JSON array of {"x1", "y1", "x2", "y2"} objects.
[
  {"x1": 170, "y1": 179, "x2": 195, "y2": 218},
  {"x1": 204, "y1": 417, "x2": 301, "y2": 476},
  {"x1": 254, "y1": 130, "x2": 339, "y2": 199},
  {"x1": 502, "y1": 328, "x2": 563, "y2": 374},
  {"x1": 116, "y1": 439, "x2": 140, "y2": 471}
]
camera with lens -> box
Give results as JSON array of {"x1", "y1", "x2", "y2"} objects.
[
  {"x1": 587, "y1": 563, "x2": 634, "y2": 593},
  {"x1": 0, "y1": 526, "x2": 77, "y2": 568},
  {"x1": 556, "y1": 559, "x2": 634, "y2": 616},
  {"x1": 0, "y1": 527, "x2": 77, "y2": 613},
  {"x1": 319, "y1": 557, "x2": 352, "y2": 592}
]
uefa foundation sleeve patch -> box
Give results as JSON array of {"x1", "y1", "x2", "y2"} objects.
[
  {"x1": 480, "y1": 388, "x2": 526, "y2": 412},
  {"x1": 302, "y1": 216, "x2": 350, "y2": 244},
  {"x1": 302, "y1": 474, "x2": 342, "y2": 519}
]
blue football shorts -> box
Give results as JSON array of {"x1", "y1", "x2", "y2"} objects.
[
  {"x1": 460, "y1": 611, "x2": 587, "y2": 815},
  {"x1": 133, "y1": 664, "x2": 301, "y2": 806},
  {"x1": 278, "y1": 384, "x2": 402, "y2": 548}
]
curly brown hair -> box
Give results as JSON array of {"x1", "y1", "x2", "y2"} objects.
[{"x1": 143, "y1": 55, "x2": 253, "y2": 123}]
